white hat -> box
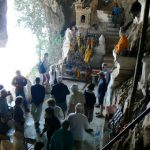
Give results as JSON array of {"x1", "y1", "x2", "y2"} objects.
[{"x1": 71, "y1": 84, "x2": 78, "y2": 91}]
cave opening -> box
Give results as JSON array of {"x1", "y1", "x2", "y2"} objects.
[{"x1": 0, "y1": 0, "x2": 38, "y2": 89}]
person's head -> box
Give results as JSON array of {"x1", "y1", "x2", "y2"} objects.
[
  {"x1": 34, "y1": 142, "x2": 44, "y2": 150},
  {"x1": 16, "y1": 70, "x2": 21, "y2": 76},
  {"x1": 0, "y1": 113, "x2": 9, "y2": 123},
  {"x1": 45, "y1": 107, "x2": 54, "y2": 118},
  {"x1": 75, "y1": 103, "x2": 84, "y2": 113},
  {"x1": 71, "y1": 84, "x2": 79, "y2": 93},
  {"x1": 0, "y1": 89, "x2": 8, "y2": 98},
  {"x1": 62, "y1": 120, "x2": 70, "y2": 130},
  {"x1": 57, "y1": 76, "x2": 62, "y2": 83},
  {"x1": 47, "y1": 98, "x2": 56, "y2": 107},
  {"x1": 0, "y1": 85, "x2": 4, "y2": 90},
  {"x1": 15, "y1": 96, "x2": 23, "y2": 106},
  {"x1": 102, "y1": 63, "x2": 108, "y2": 71},
  {"x1": 114, "y1": 2, "x2": 118, "y2": 7},
  {"x1": 35, "y1": 77, "x2": 40, "y2": 84},
  {"x1": 87, "y1": 83, "x2": 95, "y2": 91},
  {"x1": 99, "y1": 71, "x2": 105, "y2": 79},
  {"x1": 44, "y1": 53, "x2": 48, "y2": 58}
]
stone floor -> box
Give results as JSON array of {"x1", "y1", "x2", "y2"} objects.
[{"x1": 24, "y1": 80, "x2": 105, "y2": 150}]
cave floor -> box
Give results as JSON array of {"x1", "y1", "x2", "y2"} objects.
[{"x1": 24, "y1": 80, "x2": 105, "y2": 150}]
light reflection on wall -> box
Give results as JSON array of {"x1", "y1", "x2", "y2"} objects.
[{"x1": 0, "y1": 0, "x2": 38, "y2": 90}]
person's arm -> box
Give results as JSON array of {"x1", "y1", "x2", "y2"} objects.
[
  {"x1": 40, "y1": 121, "x2": 48, "y2": 136},
  {"x1": 41, "y1": 87, "x2": 46, "y2": 101},
  {"x1": 58, "y1": 107, "x2": 64, "y2": 120},
  {"x1": 68, "y1": 95, "x2": 74, "y2": 114},
  {"x1": 12, "y1": 77, "x2": 17, "y2": 87},
  {"x1": 66, "y1": 86, "x2": 70, "y2": 95},
  {"x1": 92, "y1": 94, "x2": 96, "y2": 105},
  {"x1": 97, "y1": 82, "x2": 102, "y2": 97}
]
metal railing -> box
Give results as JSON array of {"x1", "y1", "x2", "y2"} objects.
[{"x1": 102, "y1": 107, "x2": 150, "y2": 150}]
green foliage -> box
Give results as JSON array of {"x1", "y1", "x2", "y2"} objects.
[{"x1": 15, "y1": 0, "x2": 63, "y2": 63}]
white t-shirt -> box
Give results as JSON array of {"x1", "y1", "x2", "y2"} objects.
[
  {"x1": 69, "y1": 91, "x2": 85, "y2": 113},
  {"x1": 53, "y1": 105, "x2": 64, "y2": 121},
  {"x1": 68, "y1": 113, "x2": 89, "y2": 141}
]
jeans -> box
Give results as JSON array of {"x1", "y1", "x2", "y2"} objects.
[{"x1": 31, "y1": 103, "x2": 43, "y2": 123}]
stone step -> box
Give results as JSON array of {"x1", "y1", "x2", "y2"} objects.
[
  {"x1": 103, "y1": 55, "x2": 114, "y2": 62},
  {"x1": 103, "y1": 10, "x2": 112, "y2": 14},
  {"x1": 105, "y1": 31, "x2": 119, "y2": 37},
  {"x1": 107, "y1": 23, "x2": 120, "y2": 28},
  {"x1": 107, "y1": 27, "x2": 119, "y2": 33},
  {"x1": 105, "y1": 34, "x2": 119, "y2": 39}
]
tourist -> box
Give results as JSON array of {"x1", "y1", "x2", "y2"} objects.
[
  {"x1": 42, "y1": 53, "x2": 50, "y2": 84},
  {"x1": 68, "y1": 103, "x2": 93, "y2": 150},
  {"x1": 40, "y1": 107, "x2": 61, "y2": 150},
  {"x1": 84, "y1": 83, "x2": 96, "y2": 122},
  {"x1": 49, "y1": 65, "x2": 59, "y2": 87},
  {"x1": 113, "y1": 28, "x2": 128, "y2": 58},
  {"x1": 102, "y1": 63, "x2": 111, "y2": 86},
  {"x1": 95, "y1": 71, "x2": 107, "y2": 117},
  {"x1": 51, "y1": 76, "x2": 70, "y2": 117},
  {"x1": 49, "y1": 120, "x2": 73, "y2": 150},
  {"x1": 68, "y1": 84, "x2": 85, "y2": 113},
  {"x1": 12, "y1": 70, "x2": 29, "y2": 113},
  {"x1": 0, "y1": 88, "x2": 10, "y2": 115},
  {"x1": 112, "y1": 2, "x2": 121, "y2": 28},
  {"x1": 0, "y1": 113, "x2": 14, "y2": 140},
  {"x1": 13, "y1": 96, "x2": 25, "y2": 133},
  {"x1": 31, "y1": 77, "x2": 45, "y2": 133},
  {"x1": 47, "y1": 98, "x2": 64, "y2": 121},
  {"x1": 38, "y1": 53, "x2": 50, "y2": 85}
]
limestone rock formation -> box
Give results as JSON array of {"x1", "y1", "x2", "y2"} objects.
[
  {"x1": 43, "y1": 0, "x2": 65, "y2": 33},
  {"x1": 43, "y1": 0, "x2": 75, "y2": 34},
  {"x1": 0, "y1": 0, "x2": 8, "y2": 47}
]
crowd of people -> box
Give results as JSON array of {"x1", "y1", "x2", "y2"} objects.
[{"x1": 0, "y1": 59, "x2": 111, "y2": 150}]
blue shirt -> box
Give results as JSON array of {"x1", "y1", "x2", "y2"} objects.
[
  {"x1": 0, "y1": 98, "x2": 9, "y2": 114},
  {"x1": 112, "y1": 7, "x2": 121, "y2": 16}
]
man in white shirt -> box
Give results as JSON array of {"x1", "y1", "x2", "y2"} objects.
[{"x1": 68, "y1": 103, "x2": 93, "y2": 150}]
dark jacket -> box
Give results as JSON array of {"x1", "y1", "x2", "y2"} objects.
[
  {"x1": 44, "y1": 116, "x2": 61, "y2": 139},
  {"x1": 51, "y1": 83, "x2": 70, "y2": 103},
  {"x1": 50, "y1": 128, "x2": 73, "y2": 150},
  {"x1": 84, "y1": 90, "x2": 96, "y2": 109},
  {"x1": 31, "y1": 84, "x2": 45, "y2": 105},
  {"x1": 13, "y1": 105, "x2": 24, "y2": 124}
]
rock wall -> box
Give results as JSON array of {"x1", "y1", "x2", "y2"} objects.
[
  {"x1": 0, "y1": 0, "x2": 7, "y2": 47},
  {"x1": 43, "y1": 0, "x2": 75, "y2": 35}
]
